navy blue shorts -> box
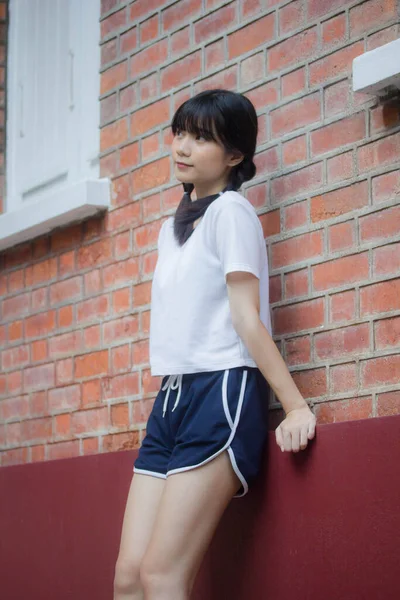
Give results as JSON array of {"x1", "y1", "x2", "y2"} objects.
[{"x1": 134, "y1": 367, "x2": 270, "y2": 497}]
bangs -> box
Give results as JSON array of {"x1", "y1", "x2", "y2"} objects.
[{"x1": 171, "y1": 96, "x2": 227, "y2": 144}]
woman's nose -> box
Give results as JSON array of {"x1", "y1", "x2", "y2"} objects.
[{"x1": 177, "y1": 135, "x2": 191, "y2": 156}]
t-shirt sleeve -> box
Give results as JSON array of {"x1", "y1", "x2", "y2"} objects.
[
  {"x1": 214, "y1": 201, "x2": 264, "y2": 278},
  {"x1": 157, "y1": 218, "x2": 171, "y2": 251}
]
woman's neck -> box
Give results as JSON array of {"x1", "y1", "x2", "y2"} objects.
[{"x1": 194, "y1": 178, "x2": 228, "y2": 200}]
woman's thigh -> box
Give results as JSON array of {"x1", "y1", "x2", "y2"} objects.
[
  {"x1": 141, "y1": 450, "x2": 240, "y2": 589},
  {"x1": 116, "y1": 472, "x2": 166, "y2": 570}
]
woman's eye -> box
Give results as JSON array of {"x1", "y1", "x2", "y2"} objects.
[{"x1": 196, "y1": 135, "x2": 206, "y2": 142}]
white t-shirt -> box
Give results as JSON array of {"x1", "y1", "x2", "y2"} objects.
[{"x1": 149, "y1": 190, "x2": 272, "y2": 376}]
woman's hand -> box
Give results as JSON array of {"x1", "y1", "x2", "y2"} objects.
[{"x1": 275, "y1": 405, "x2": 316, "y2": 453}]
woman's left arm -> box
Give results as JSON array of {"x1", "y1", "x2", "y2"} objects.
[{"x1": 226, "y1": 271, "x2": 316, "y2": 453}]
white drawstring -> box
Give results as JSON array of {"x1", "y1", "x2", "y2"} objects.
[{"x1": 161, "y1": 375, "x2": 183, "y2": 418}]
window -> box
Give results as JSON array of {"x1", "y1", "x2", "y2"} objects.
[{"x1": 1, "y1": 0, "x2": 110, "y2": 251}]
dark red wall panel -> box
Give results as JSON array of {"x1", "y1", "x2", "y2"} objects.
[{"x1": 0, "y1": 415, "x2": 399, "y2": 600}]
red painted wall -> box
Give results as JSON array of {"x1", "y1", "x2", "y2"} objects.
[{"x1": 1, "y1": 416, "x2": 399, "y2": 600}]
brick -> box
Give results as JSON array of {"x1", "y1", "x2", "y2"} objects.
[
  {"x1": 163, "y1": 0, "x2": 202, "y2": 32},
  {"x1": 142, "y1": 250, "x2": 158, "y2": 275},
  {"x1": 315, "y1": 323, "x2": 370, "y2": 360},
  {"x1": 241, "y1": 0, "x2": 263, "y2": 17},
  {"x1": 49, "y1": 331, "x2": 82, "y2": 359},
  {"x1": 111, "y1": 343, "x2": 131, "y2": 373},
  {"x1": 330, "y1": 363, "x2": 357, "y2": 394},
  {"x1": 329, "y1": 220, "x2": 355, "y2": 253},
  {"x1": 133, "y1": 339, "x2": 150, "y2": 365},
  {"x1": 359, "y1": 205, "x2": 400, "y2": 242},
  {"x1": 367, "y1": 24, "x2": 398, "y2": 51},
  {"x1": 106, "y1": 202, "x2": 141, "y2": 232},
  {"x1": 205, "y1": 39, "x2": 225, "y2": 72},
  {"x1": 131, "y1": 157, "x2": 170, "y2": 193},
  {"x1": 25, "y1": 311, "x2": 56, "y2": 339},
  {"x1": 315, "y1": 397, "x2": 372, "y2": 424},
  {"x1": 134, "y1": 219, "x2": 165, "y2": 250},
  {"x1": 324, "y1": 79, "x2": 350, "y2": 118},
  {"x1": 161, "y1": 52, "x2": 202, "y2": 93},
  {"x1": 51, "y1": 224, "x2": 82, "y2": 252},
  {"x1": 292, "y1": 368, "x2": 327, "y2": 399},
  {"x1": 272, "y1": 230, "x2": 323, "y2": 269},
  {"x1": 31, "y1": 340, "x2": 48, "y2": 363},
  {"x1": 58, "y1": 305, "x2": 74, "y2": 328},
  {"x1": 130, "y1": 0, "x2": 170, "y2": 21},
  {"x1": 273, "y1": 297, "x2": 325, "y2": 335},
  {"x1": 120, "y1": 82, "x2": 137, "y2": 112},
  {"x1": 330, "y1": 290, "x2": 356, "y2": 323},
  {"x1": 133, "y1": 281, "x2": 152, "y2": 306},
  {"x1": 120, "y1": 142, "x2": 140, "y2": 170},
  {"x1": 259, "y1": 210, "x2": 281, "y2": 238},
  {"x1": 375, "y1": 315, "x2": 400, "y2": 350},
  {"x1": 77, "y1": 239, "x2": 113, "y2": 270},
  {"x1": 270, "y1": 93, "x2": 320, "y2": 138},
  {"x1": 285, "y1": 335, "x2": 311, "y2": 366},
  {"x1": 112, "y1": 288, "x2": 131, "y2": 314},
  {"x1": 77, "y1": 295, "x2": 110, "y2": 324},
  {"x1": 100, "y1": 152, "x2": 118, "y2": 179},
  {"x1": 327, "y1": 150, "x2": 354, "y2": 183},
  {"x1": 311, "y1": 113, "x2": 365, "y2": 156},
  {"x1": 142, "y1": 369, "x2": 162, "y2": 395},
  {"x1": 322, "y1": 13, "x2": 346, "y2": 49},
  {"x1": 24, "y1": 363, "x2": 55, "y2": 392},
  {"x1": 282, "y1": 135, "x2": 307, "y2": 166},
  {"x1": 349, "y1": 0, "x2": 398, "y2": 36},
  {"x1": 75, "y1": 350, "x2": 109, "y2": 379},
  {"x1": 142, "y1": 192, "x2": 161, "y2": 220},
  {"x1": 47, "y1": 441, "x2": 80, "y2": 460},
  {"x1": 284, "y1": 268, "x2": 309, "y2": 299},
  {"x1": 101, "y1": 7, "x2": 126, "y2": 38},
  {"x1": 271, "y1": 163, "x2": 323, "y2": 204},
  {"x1": 82, "y1": 379, "x2": 102, "y2": 407},
  {"x1": 101, "y1": 0, "x2": 118, "y2": 16},
  {"x1": 130, "y1": 40, "x2": 168, "y2": 78},
  {"x1": 376, "y1": 390, "x2": 400, "y2": 417},
  {"x1": 281, "y1": 67, "x2": 306, "y2": 99},
  {"x1": 132, "y1": 99, "x2": 170, "y2": 141},
  {"x1": 195, "y1": 3, "x2": 237, "y2": 44},
  {"x1": 268, "y1": 27, "x2": 318, "y2": 72},
  {"x1": 254, "y1": 146, "x2": 279, "y2": 176},
  {"x1": 284, "y1": 201, "x2": 308, "y2": 230},
  {"x1": 357, "y1": 132, "x2": 400, "y2": 173},
  {"x1": 1, "y1": 448, "x2": 29, "y2": 466},
  {"x1": 24, "y1": 258, "x2": 57, "y2": 292},
  {"x1": 361, "y1": 355, "x2": 400, "y2": 388},
  {"x1": 307, "y1": 0, "x2": 353, "y2": 20},
  {"x1": 171, "y1": 26, "x2": 191, "y2": 57},
  {"x1": 194, "y1": 65, "x2": 238, "y2": 93},
  {"x1": 84, "y1": 324, "x2": 101, "y2": 349},
  {"x1": 102, "y1": 372, "x2": 140, "y2": 400},
  {"x1": 269, "y1": 275, "x2": 282, "y2": 304},
  {"x1": 100, "y1": 61, "x2": 128, "y2": 95},
  {"x1": 371, "y1": 101, "x2": 400, "y2": 134},
  {"x1": 310, "y1": 42, "x2": 364, "y2": 86},
  {"x1": 114, "y1": 232, "x2": 131, "y2": 259},
  {"x1": 103, "y1": 315, "x2": 139, "y2": 345},
  {"x1": 312, "y1": 253, "x2": 369, "y2": 291},
  {"x1": 103, "y1": 431, "x2": 140, "y2": 451},
  {"x1": 246, "y1": 80, "x2": 279, "y2": 111},
  {"x1": 142, "y1": 133, "x2": 160, "y2": 161},
  {"x1": 103, "y1": 258, "x2": 139, "y2": 289},
  {"x1": 2, "y1": 293, "x2": 30, "y2": 321},
  {"x1": 311, "y1": 181, "x2": 368, "y2": 223},
  {"x1": 373, "y1": 242, "x2": 400, "y2": 277},
  {"x1": 111, "y1": 403, "x2": 130, "y2": 427},
  {"x1": 6, "y1": 422, "x2": 22, "y2": 446},
  {"x1": 82, "y1": 438, "x2": 100, "y2": 455},
  {"x1": 31, "y1": 288, "x2": 48, "y2": 311},
  {"x1": 56, "y1": 358, "x2": 74, "y2": 386},
  {"x1": 72, "y1": 407, "x2": 108, "y2": 435},
  {"x1": 59, "y1": 251, "x2": 76, "y2": 278},
  {"x1": 100, "y1": 117, "x2": 128, "y2": 152},
  {"x1": 54, "y1": 414, "x2": 72, "y2": 438},
  {"x1": 360, "y1": 279, "x2": 400, "y2": 316},
  {"x1": 21, "y1": 417, "x2": 52, "y2": 443},
  {"x1": 3, "y1": 243, "x2": 32, "y2": 270},
  {"x1": 228, "y1": 14, "x2": 275, "y2": 59},
  {"x1": 279, "y1": 0, "x2": 305, "y2": 35},
  {"x1": 101, "y1": 38, "x2": 118, "y2": 64},
  {"x1": 241, "y1": 53, "x2": 264, "y2": 86},
  {"x1": 140, "y1": 15, "x2": 159, "y2": 44},
  {"x1": 0, "y1": 395, "x2": 29, "y2": 422},
  {"x1": 247, "y1": 183, "x2": 267, "y2": 209}
]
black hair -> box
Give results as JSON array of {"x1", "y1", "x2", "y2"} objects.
[{"x1": 171, "y1": 89, "x2": 258, "y2": 245}]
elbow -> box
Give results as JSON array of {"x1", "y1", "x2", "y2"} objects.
[{"x1": 231, "y1": 309, "x2": 260, "y2": 339}]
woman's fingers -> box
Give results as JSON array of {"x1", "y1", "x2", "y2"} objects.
[{"x1": 276, "y1": 407, "x2": 316, "y2": 452}]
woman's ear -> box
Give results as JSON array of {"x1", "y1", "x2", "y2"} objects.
[{"x1": 227, "y1": 152, "x2": 244, "y2": 168}]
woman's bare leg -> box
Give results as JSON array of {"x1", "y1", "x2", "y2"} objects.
[
  {"x1": 140, "y1": 451, "x2": 240, "y2": 600},
  {"x1": 114, "y1": 473, "x2": 166, "y2": 600}
]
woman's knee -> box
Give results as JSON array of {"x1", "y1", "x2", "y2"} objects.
[
  {"x1": 140, "y1": 556, "x2": 191, "y2": 597},
  {"x1": 114, "y1": 555, "x2": 142, "y2": 597}
]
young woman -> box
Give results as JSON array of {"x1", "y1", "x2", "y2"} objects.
[{"x1": 114, "y1": 89, "x2": 316, "y2": 600}]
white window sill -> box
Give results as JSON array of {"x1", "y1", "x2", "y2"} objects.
[{"x1": 0, "y1": 179, "x2": 111, "y2": 251}]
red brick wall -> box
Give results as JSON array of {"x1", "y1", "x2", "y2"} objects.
[{"x1": 0, "y1": 0, "x2": 399, "y2": 466}]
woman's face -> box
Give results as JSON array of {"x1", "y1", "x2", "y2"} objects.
[{"x1": 171, "y1": 130, "x2": 238, "y2": 195}]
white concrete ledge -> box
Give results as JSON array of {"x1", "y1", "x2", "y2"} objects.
[{"x1": 0, "y1": 179, "x2": 111, "y2": 251}]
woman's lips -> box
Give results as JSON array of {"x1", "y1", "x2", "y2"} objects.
[{"x1": 176, "y1": 162, "x2": 192, "y2": 170}]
